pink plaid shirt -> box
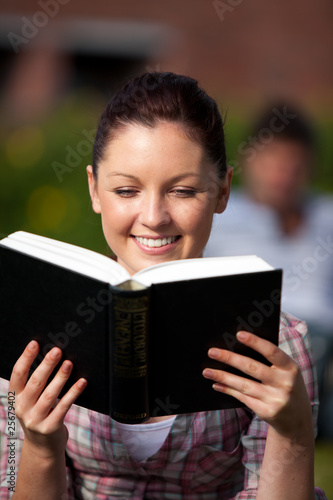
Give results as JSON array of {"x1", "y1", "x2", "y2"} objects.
[{"x1": 0, "y1": 313, "x2": 327, "y2": 499}]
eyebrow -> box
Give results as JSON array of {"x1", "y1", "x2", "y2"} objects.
[
  {"x1": 106, "y1": 172, "x2": 140, "y2": 181},
  {"x1": 106, "y1": 172, "x2": 202, "y2": 182}
]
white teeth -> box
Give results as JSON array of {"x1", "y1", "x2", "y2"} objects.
[{"x1": 135, "y1": 236, "x2": 178, "y2": 248}]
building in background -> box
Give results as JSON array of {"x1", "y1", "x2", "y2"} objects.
[{"x1": 0, "y1": 0, "x2": 332, "y2": 122}]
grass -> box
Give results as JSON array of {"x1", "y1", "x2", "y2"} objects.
[{"x1": 315, "y1": 440, "x2": 333, "y2": 497}]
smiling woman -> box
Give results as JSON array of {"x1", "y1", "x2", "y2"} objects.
[
  {"x1": 86, "y1": 72, "x2": 230, "y2": 275},
  {"x1": 87, "y1": 122, "x2": 231, "y2": 274},
  {"x1": 1, "y1": 72, "x2": 327, "y2": 500}
]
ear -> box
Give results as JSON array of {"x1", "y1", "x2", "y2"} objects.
[
  {"x1": 87, "y1": 165, "x2": 101, "y2": 214},
  {"x1": 215, "y1": 165, "x2": 233, "y2": 214}
]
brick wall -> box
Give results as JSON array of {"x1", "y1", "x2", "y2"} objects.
[{"x1": 2, "y1": 0, "x2": 333, "y2": 109}]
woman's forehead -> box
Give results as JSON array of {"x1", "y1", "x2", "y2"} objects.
[{"x1": 99, "y1": 122, "x2": 209, "y2": 174}]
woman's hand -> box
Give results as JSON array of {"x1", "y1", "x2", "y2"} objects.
[
  {"x1": 9, "y1": 340, "x2": 87, "y2": 458},
  {"x1": 202, "y1": 330, "x2": 312, "y2": 437}
]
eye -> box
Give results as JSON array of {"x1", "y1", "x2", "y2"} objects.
[
  {"x1": 113, "y1": 188, "x2": 139, "y2": 197},
  {"x1": 171, "y1": 188, "x2": 199, "y2": 197}
]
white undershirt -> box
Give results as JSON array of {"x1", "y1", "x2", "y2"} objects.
[{"x1": 114, "y1": 417, "x2": 177, "y2": 462}]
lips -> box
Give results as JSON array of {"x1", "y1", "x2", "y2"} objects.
[{"x1": 134, "y1": 236, "x2": 179, "y2": 248}]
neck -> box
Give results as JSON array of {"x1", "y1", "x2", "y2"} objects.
[
  {"x1": 277, "y1": 208, "x2": 304, "y2": 236},
  {"x1": 248, "y1": 191, "x2": 305, "y2": 236}
]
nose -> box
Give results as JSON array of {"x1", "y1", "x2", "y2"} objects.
[{"x1": 138, "y1": 192, "x2": 171, "y2": 229}]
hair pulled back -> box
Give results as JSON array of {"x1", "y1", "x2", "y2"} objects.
[{"x1": 92, "y1": 72, "x2": 226, "y2": 179}]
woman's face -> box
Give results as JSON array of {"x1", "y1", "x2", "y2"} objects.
[{"x1": 87, "y1": 122, "x2": 231, "y2": 275}]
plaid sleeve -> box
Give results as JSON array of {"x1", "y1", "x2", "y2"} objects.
[{"x1": 230, "y1": 312, "x2": 327, "y2": 500}]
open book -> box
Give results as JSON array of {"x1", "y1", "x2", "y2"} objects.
[{"x1": 0, "y1": 231, "x2": 282, "y2": 423}]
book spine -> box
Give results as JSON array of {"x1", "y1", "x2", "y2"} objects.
[{"x1": 109, "y1": 287, "x2": 150, "y2": 424}]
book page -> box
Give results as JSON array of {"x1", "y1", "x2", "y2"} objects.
[
  {"x1": 1, "y1": 232, "x2": 274, "y2": 289},
  {"x1": 133, "y1": 255, "x2": 274, "y2": 286},
  {"x1": 0, "y1": 232, "x2": 130, "y2": 285}
]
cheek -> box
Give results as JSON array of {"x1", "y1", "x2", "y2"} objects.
[
  {"x1": 183, "y1": 203, "x2": 214, "y2": 237},
  {"x1": 99, "y1": 206, "x2": 124, "y2": 244},
  {"x1": 103, "y1": 216, "x2": 127, "y2": 239},
  {"x1": 100, "y1": 198, "x2": 132, "y2": 228}
]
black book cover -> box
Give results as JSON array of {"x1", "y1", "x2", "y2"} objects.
[{"x1": 0, "y1": 244, "x2": 282, "y2": 423}]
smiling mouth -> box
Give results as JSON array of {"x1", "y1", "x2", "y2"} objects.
[{"x1": 134, "y1": 236, "x2": 179, "y2": 248}]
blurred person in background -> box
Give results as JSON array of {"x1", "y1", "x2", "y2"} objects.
[{"x1": 204, "y1": 104, "x2": 333, "y2": 440}]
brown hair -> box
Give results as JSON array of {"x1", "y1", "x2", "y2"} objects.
[
  {"x1": 92, "y1": 72, "x2": 226, "y2": 179},
  {"x1": 251, "y1": 102, "x2": 316, "y2": 150}
]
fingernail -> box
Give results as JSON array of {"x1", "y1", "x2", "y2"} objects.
[
  {"x1": 62, "y1": 361, "x2": 72, "y2": 373},
  {"x1": 28, "y1": 341, "x2": 37, "y2": 350},
  {"x1": 203, "y1": 368, "x2": 214, "y2": 378},
  {"x1": 213, "y1": 383, "x2": 226, "y2": 392},
  {"x1": 77, "y1": 379, "x2": 87, "y2": 390},
  {"x1": 50, "y1": 348, "x2": 60, "y2": 359},
  {"x1": 208, "y1": 348, "x2": 220, "y2": 358},
  {"x1": 236, "y1": 331, "x2": 248, "y2": 341}
]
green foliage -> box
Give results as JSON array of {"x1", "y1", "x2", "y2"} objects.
[
  {"x1": 315, "y1": 440, "x2": 333, "y2": 497},
  {"x1": 0, "y1": 91, "x2": 109, "y2": 254}
]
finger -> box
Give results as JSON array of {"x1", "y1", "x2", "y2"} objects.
[
  {"x1": 203, "y1": 367, "x2": 269, "y2": 401},
  {"x1": 236, "y1": 331, "x2": 293, "y2": 369},
  {"x1": 33, "y1": 360, "x2": 74, "y2": 419},
  {"x1": 23, "y1": 347, "x2": 63, "y2": 404},
  {"x1": 211, "y1": 380, "x2": 270, "y2": 416},
  {"x1": 207, "y1": 346, "x2": 269, "y2": 382},
  {"x1": 10, "y1": 341, "x2": 40, "y2": 393},
  {"x1": 45, "y1": 378, "x2": 87, "y2": 427}
]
